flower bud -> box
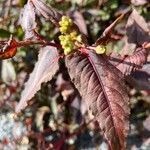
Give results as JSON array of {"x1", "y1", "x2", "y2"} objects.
[{"x1": 95, "y1": 45, "x2": 106, "y2": 54}]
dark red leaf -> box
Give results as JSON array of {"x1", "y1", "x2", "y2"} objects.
[
  {"x1": 65, "y1": 50, "x2": 130, "y2": 150},
  {"x1": 0, "y1": 38, "x2": 17, "y2": 59}
]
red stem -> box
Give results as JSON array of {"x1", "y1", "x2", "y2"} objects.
[{"x1": 16, "y1": 40, "x2": 61, "y2": 49}]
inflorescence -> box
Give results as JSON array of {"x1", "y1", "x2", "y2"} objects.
[
  {"x1": 59, "y1": 16, "x2": 82, "y2": 55},
  {"x1": 59, "y1": 16, "x2": 106, "y2": 55}
]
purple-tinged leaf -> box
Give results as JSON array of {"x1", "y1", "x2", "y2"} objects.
[
  {"x1": 129, "y1": 63, "x2": 150, "y2": 90},
  {"x1": 108, "y1": 51, "x2": 150, "y2": 90},
  {"x1": 115, "y1": 9, "x2": 150, "y2": 57},
  {"x1": 116, "y1": 48, "x2": 149, "y2": 75},
  {"x1": 95, "y1": 14, "x2": 125, "y2": 46},
  {"x1": 19, "y1": 1, "x2": 37, "y2": 39},
  {"x1": 69, "y1": 10, "x2": 88, "y2": 36},
  {"x1": 65, "y1": 50, "x2": 130, "y2": 150},
  {"x1": 31, "y1": 0, "x2": 62, "y2": 26},
  {"x1": 131, "y1": 0, "x2": 148, "y2": 6},
  {"x1": 15, "y1": 45, "x2": 59, "y2": 113},
  {"x1": 120, "y1": 36, "x2": 137, "y2": 56},
  {"x1": 120, "y1": 8, "x2": 150, "y2": 76},
  {"x1": 143, "y1": 115, "x2": 150, "y2": 131},
  {"x1": 126, "y1": 9, "x2": 150, "y2": 46}
]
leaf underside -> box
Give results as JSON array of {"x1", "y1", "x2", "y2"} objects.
[
  {"x1": 15, "y1": 45, "x2": 59, "y2": 113},
  {"x1": 19, "y1": 0, "x2": 37, "y2": 39},
  {"x1": 65, "y1": 51, "x2": 130, "y2": 150}
]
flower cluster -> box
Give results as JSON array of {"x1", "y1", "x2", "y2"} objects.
[
  {"x1": 59, "y1": 16, "x2": 82, "y2": 55},
  {"x1": 59, "y1": 16, "x2": 73, "y2": 34}
]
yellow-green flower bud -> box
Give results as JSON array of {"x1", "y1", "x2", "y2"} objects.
[
  {"x1": 59, "y1": 35, "x2": 65, "y2": 41},
  {"x1": 59, "y1": 16, "x2": 73, "y2": 34},
  {"x1": 59, "y1": 34, "x2": 75, "y2": 55},
  {"x1": 95, "y1": 45, "x2": 106, "y2": 54},
  {"x1": 70, "y1": 31, "x2": 77, "y2": 40},
  {"x1": 60, "y1": 27, "x2": 68, "y2": 34},
  {"x1": 64, "y1": 47, "x2": 72, "y2": 55},
  {"x1": 58, "y1": 16, "x2": 84, "y2": 55},
  {"x1": 76, "y1": 35, "x2": 82, "y2": 43}
]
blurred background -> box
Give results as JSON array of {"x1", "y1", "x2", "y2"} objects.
[{"x1": 0, "y1": 0, "x2": 150, "y2": 149}]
